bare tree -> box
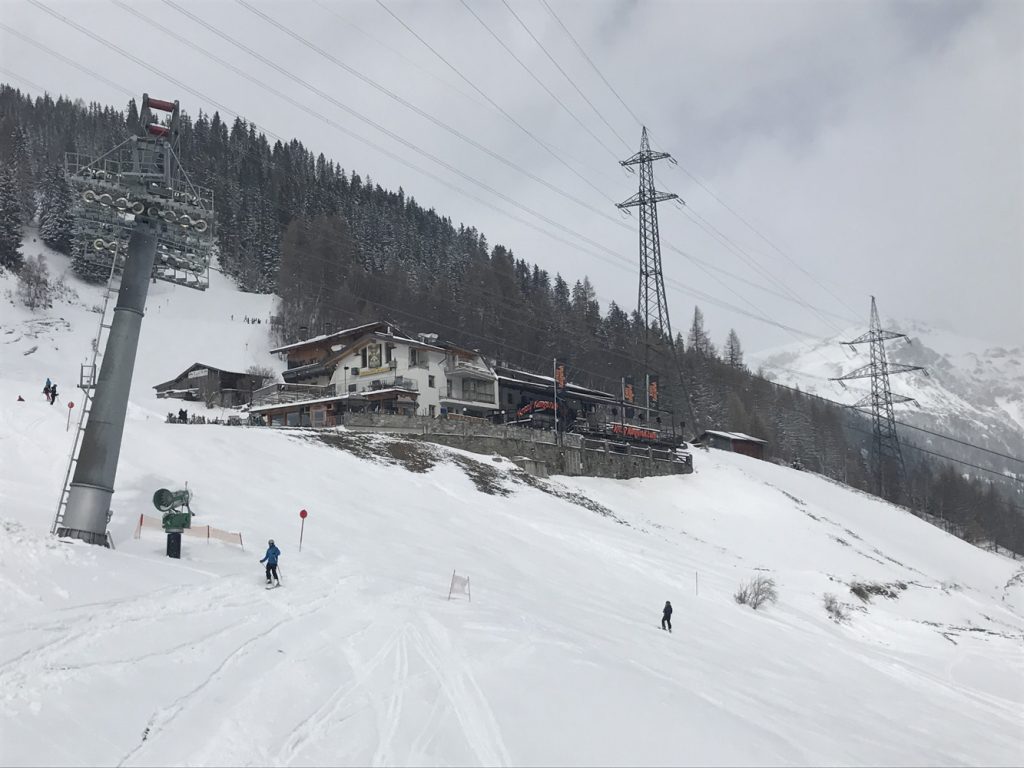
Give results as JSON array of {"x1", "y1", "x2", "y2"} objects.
[
  {"x1": 734, "y1": 575, "x2": 778, "y2": 610},
  {"x1": 16, "y1": 254, "x2": 53, "y2": 310},
  {"x1": 245, "y1": 364, "x2": 276, "y2": 388}
]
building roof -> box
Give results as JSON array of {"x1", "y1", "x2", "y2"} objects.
[
  {"x1": 495, "y1": 366, "x2": 616, "y2": 402},
  {"x1": 699, "y1": 430, "x2": 767, "y2": 444},
  {"x1": 269, "y1": 321, "x2": 387, "y2": 355},
  {"x1": 153, "y1": 362, "x2": 249, "y2": 391}
]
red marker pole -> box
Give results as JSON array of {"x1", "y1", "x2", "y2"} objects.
[
  {"x1": 66, "y1": 401, "x2": 75, "y2": 432},
  {"x1": 299, "y1": 509, "x2": 308, "y2": 552}
]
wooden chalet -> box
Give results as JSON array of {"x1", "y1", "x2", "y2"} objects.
[{"x1": 696, "y1": 430, "x2": 767, "y2": 460}]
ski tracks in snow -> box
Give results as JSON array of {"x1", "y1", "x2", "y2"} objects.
[{"x1": 275, "y1": 608, "x2": 511, "y2": 767}]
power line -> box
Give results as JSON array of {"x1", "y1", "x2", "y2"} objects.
[
  {"x1": 0, "y1": 22, "x2": 137, "y2": 99},
  {"x1": 0, "y1": 66, "x2": 49, "y2": 95},
  {"x1": 312, "y1": 0, "x2": 491, "y2": 113},
  {"x1": 163, "y1": 0, "x2": 620, "y2": 223},
  {"x1": 458, "y1": 0, "x2": 623, "y2": 162},
  {"x1": 499, "y1": 0, "x2": 631, "y2": 150},
  {"x1": 234, "y1": 0, "x2": 614, "y2": 207},
  {"x1": 537, "y1": 0, "x2": 643, "y2": 127}
]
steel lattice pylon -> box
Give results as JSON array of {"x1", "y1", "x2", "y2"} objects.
[
  {"x1": 616, "y1": 128, "x2": 700, "y2": 439},
  {"x1": 617, "y1": 127, "x2": 678, "y2": 360},
  {"x1": 830, "y1": 296, "x2": 924, "y2": 498}
]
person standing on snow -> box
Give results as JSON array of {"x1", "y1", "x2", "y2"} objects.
[
  {"x1": 661, "y1": 600, "x2": 673, "y2": 632},
  {"x1": 48, "y1": 383, "x2": 58, "y2": 405},
  {"x1": 43, "y1": 378, "x2": 52, "y2": 402},
  {"x1": 260, "y1": 539, "x2": 281, "y2": 585}
]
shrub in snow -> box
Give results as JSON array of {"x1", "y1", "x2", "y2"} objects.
[
  {"x1": 734, "y1": 575, "x2": 778, "y2": 610},
  {"x1": 824, "y1": 593, "x2": 848, "y2": 623},
  {"x1": 849, "y1": 581, "x2": 907, "y2": 603}
]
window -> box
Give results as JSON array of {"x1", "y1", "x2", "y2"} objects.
[
  {"x1": 385, "y1": 344, "x2": 393, "y2": 364},
  {"x1": 410, "y1": 348, "x2": 418, "y2": 366},
  {"x1": 428, "y1": 375, "x2": 436, "y2": 388},
  {"x1": 507, "y1": 391, "x2": 514, "y2": 405},
  {"x1": 348, "y1": 383, "x2": 357, "y2": 393},
  {"x1": 429, "y1": 404, "x2": 436, "y2": 417},
  {"x1": 447, "y1": 379, "x2": 453, "y2": 397},
  {"x1": 462, "y1": 379, "x2": 494, "y2": 403}
]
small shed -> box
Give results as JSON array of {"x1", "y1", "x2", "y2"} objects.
[
  {"x1": 154, "y1": 363, "x2": 265, "y2": 408},
  {"x1": 697, "y1": 430, "x2": 767, "y2": 460}
]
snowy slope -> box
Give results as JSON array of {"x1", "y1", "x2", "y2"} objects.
[
  {"x1": 751, "y1": 320, "x2": 1024, "y2": 475},
  {"x1": 1, "y1": 236, "x2": 1023, "y2": 767}
]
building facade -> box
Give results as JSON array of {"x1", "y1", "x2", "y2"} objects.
[{"x1": 264, "y1": 322, "x2": 498, "y2": 422}]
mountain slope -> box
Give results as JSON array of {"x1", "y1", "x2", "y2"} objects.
[
  {"x1": 1, "y1": 240, "x2": 1022, "y2": 767},
  {"x1": 752, "y1": 321, "x2": 1024, "y2": 477}
]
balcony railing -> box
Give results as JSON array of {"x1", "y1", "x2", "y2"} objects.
[
  {"x1": 444, "y1": 358, "x2": 492, "y2": 376},
  {"x1": 443, "y1": 391, "x2": 496, "y2": 405},
  {"x1": 365, "y1": 375, "x2": 419, "y2": 392},
  {"x1": 252, "y1": 382, "x2": 335, "y2": 406}
]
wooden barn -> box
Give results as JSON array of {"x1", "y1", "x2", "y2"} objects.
[
  {"x1": 153, "y1": 363, "x2": 266, "y2": 408},
  {"x1": 697, "y1": 430, "x2": 767, "y2": 460}
]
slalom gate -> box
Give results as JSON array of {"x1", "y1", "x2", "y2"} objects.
[{"x1": 133, "y1": 514, "x2": 244, "y2": 549}]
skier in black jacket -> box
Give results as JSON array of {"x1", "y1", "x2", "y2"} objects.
[{"x1": 661, "y1": 601, "x2": 673, "y2": 632}]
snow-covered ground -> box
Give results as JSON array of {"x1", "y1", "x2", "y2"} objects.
[{"x1": 2, "y1": 236, "x2": 1022, "y2": 766}]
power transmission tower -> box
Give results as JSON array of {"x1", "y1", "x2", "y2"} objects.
[
  {"x1": 617, "y1": 127, "x2": 677, "y2": 364},
  {"x1": 617, "y1": 127, "x2": 699, "y2": 438},
  {"x1": 830, "y1": 296, "x2": 923, "y2": 498}
]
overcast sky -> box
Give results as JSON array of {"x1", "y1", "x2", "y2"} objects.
[{"x1": 3, "y1": 0, "x2": 1022, "y2": 353}]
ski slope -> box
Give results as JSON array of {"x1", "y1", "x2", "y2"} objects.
[{"x1": 1, "y1": 236, "x2": 1022, "y2": 766}]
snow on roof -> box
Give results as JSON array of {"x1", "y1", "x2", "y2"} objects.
[
  {"x1": 496, "y1": 368, "x2": 615, "y2": 399},
  {"x1": 269, "y1": 322, "x2": 385, "y2": 355},
  {"x1": 701, "y1": 430, "x2": 767, "y2": 444},
  {"x1": 153, "y1": 361, "x2": 249, "y2": 390}
]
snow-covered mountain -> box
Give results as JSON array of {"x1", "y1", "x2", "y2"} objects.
[
  {"x1": 2, "y1": 236, "x2": 1023, "y2": 766},
  {"x1": 752, "y1": 320, "x2": 1024, "y2": 478}
]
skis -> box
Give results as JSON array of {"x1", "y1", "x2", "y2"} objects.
[{"x1": 266, "y1": 583, "x2": 282, "y2": 590}]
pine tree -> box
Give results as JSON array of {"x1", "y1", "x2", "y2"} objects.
[
  {"x1": 38, "y1": 165, "x2": 74, "y2": 254},
  {"x1": 724, "y1": 328, "x2": 745, "y2": 368},
  {"x1": 687, "y1": 306, "x2": 715, "y2": 357},
  {"x1": 0, "y1": 162, "x2": 24, "y2": 272}
]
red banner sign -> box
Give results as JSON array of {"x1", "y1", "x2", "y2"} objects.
[
  {"x1": 612, "y1": 423, "x2": 659, "y2": 441},
  {"x1": 516, "y1": 400, "x2": 566, "y2": 418}
]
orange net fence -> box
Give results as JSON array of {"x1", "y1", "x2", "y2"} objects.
[{"x1": 133, "y1": 514, "x2": 244, "y2": 549}]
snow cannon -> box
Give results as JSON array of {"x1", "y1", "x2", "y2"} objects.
[{"x1": 153, "y1": 487, "x2": 193, "y2": 558}]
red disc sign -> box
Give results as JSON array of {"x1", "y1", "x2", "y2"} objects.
[
  {"x1": 299, "y1": 509, "x2": 308, "y2": 519},
  {"x1": 68, "y1": 402, "x2": 74, "y2": 409}
]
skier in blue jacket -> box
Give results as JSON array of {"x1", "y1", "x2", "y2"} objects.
[{"x1": 260, "y1": 539, "x2": 281, "y2": 585}]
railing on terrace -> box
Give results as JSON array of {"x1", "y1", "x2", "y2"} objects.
[
  {"x1": 366, "y1": 375, "x2": 419, "y2": 392},
  {"x1": 444, "y1": 358, "x2": 492, "y2": 375},
  {"x1": 252, "y1": 382, "x2": 335, "y2": 406}
]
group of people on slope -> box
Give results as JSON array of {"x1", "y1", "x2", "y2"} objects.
[{"x1": 42, "y1": 378, "x2": 58, "y2": 405}]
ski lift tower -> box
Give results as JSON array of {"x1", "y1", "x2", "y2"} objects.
[{"x1": 53, "y1": 94, "x2": 215, "y2": 546}]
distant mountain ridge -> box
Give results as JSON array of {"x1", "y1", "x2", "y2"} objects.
[{"x1": 753, "y1": 320, "x2": 1024, "y2": 478}]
